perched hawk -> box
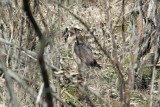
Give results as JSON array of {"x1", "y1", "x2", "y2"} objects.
[{"x1": 74, "y1": 36, "x2": 101, "y2": 68}]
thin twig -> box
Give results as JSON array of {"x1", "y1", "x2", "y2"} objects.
[{"x1": 0, "y1": 56, "x2": 19, "y2": 107}]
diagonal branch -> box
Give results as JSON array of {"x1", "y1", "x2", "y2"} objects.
[{"x1": 23, "y1": 0, "x2": 53, "y2": 107}]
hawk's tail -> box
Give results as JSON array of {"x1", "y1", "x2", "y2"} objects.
[{"x1": 87, "y1": 59, "x2": 101, "y2": 69}]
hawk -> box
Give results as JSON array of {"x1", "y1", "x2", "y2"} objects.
[{"x1": 74, "y1": 36, "x2": 101, "y2": 68}]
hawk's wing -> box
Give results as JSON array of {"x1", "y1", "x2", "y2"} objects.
[{"x1": 74, "y1": 42, "x2": 94, "y2": 65}]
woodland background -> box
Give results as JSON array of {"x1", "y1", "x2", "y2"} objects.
[{"x1": 0, "y1": 0, "x2": 160, "y2": 107}]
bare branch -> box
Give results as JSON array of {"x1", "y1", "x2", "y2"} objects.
[{"x1": 23, "y1": 0, "x2": 53, "y2": 106}]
